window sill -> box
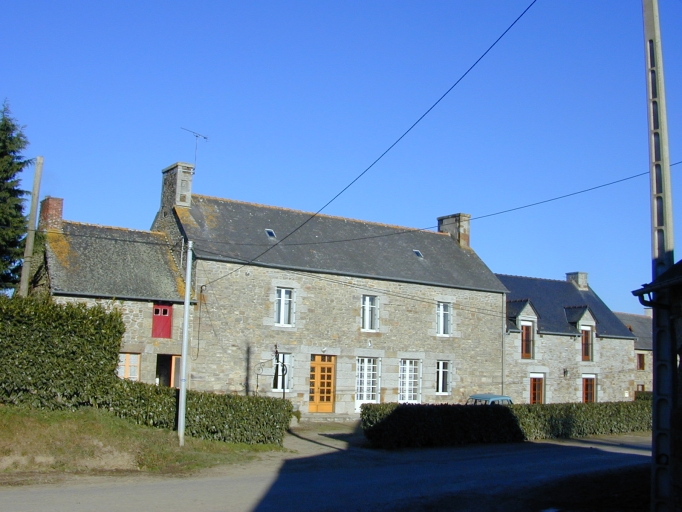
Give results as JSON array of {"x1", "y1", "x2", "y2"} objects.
[
  {"x1": 435, "y1": 392, "x2": 450, "y2": 396},
  {"x1": 274, "y1": 323, "x2": 295, "y2": 328},
  {"x1": 271, "y1": 389, "x2": 292, "y2": 393},
  {"x1": 436, "y1": 334, "x2": 452, "y2": 338},
  {"x1": 361, "y1": 329, "x2": 379, "y2": 333}
]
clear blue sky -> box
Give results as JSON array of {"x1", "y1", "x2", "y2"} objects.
[{"x1": 4, "y1": 0, "x2": 681, "y2": 313}]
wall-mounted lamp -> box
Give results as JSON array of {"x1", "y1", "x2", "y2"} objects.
[
  {"x1": 367, "y1": 341, "x2": 372, "y2": 348},
  {"x1": 321, "y1": 347, "x2": 327, "y2": 353},
  {"x1": 563, "y1": 368, "x2": 569, "y2": 378}
]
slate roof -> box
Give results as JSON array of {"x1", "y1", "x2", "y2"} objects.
[
  {"x1": 496, "y1": 274, "x2": 635, "y2": 339},
  {"x1": 614, "y1": 312, "x2": 653, "y2": 351},
  {"x1": 44, "y1": 222, "x2": 185, "y2": 302},
  {"x1": 633, "y1": 259, "x2": 682, "y2": 295},
  {"x1": 174, "y1": 195, "x2": 507, "y2": 293}
]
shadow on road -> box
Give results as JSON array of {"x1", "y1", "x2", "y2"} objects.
[{"x1": 253, "y1": 425, "x2": 651, "y2": 512}]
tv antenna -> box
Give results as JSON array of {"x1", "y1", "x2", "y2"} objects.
[{"x1": 181, "y1": 127, "x2": 208, "y2": 168}]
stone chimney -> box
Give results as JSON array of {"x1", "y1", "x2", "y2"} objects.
[
  {"x1": 38, "y1": 197, "x2": 63, "y2": 232},
  {"x1": 160, "y1": 162, "x2": 195, "y2": 212},
  {"x1": 566, "y1": 272, "x2": 589, "y2": 291},
  {"x1": 437, "y1": 213, "x2": 471, "y2": 249}
]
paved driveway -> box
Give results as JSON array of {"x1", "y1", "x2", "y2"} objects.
[{"x1": 0, "y1": 425, "x2": 651, "y2": 512}]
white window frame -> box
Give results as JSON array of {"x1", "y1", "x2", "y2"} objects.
[
  {"x1": 436, "y1": 302, "x2": 452, "y2": 336},
  {"x1": 399, "y1": 359, "x2": 421, "y2": 403},
  {"x1": 275, "y1": 287, "x2": 295, "y2": 326},
  {"x1": 435, "y1": 360, "x2": 451, "y2": 394},
  {"x1": 355, "y1": 357, "x2": 381, "y2": 412},
  {"x1": 117, "y1": 353, "x2": 140, "y2": 381},
  {"x1": 272, "y1": 353, "x2": 293, "y2": 391},
  {"x1": 361, "y1": 295, "x2": 379, "y2": 331}
]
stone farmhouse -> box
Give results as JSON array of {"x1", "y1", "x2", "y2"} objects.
[
  {"x1": 613, "y1": 310, "x2": 653, "y2": 393},
  {"x1": 36, "y1": 161, "x2": 644, "y2": 417},
  {"x1": 496, "y1": 274, "x2": 638, "y2": 404}
]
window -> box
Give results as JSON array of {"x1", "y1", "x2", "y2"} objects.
[
  {"x1": 437, "y1": 302, "x2": 451, "y2": 336},
  {"x1": 399, "y1": 359, "x2": 421, "y2": 403},
  {"x1": 117, "y1": 353, "x2": 140, "y2": 381},
  {"x1": 356, "y1": 357, "x2": 380, "y2": 410},
  {"x1": 636, "y1": 353, "x2": 646, "y2": 371},
  {"x1": 530, "y1": 373, "x2": 544, "y2": 404},
  {"x1": 275, "y1": 288, "x2": 294, "y2": 326},
  {"x1": 637, "y1": 384, "x2": 646, "y2": 392},
  {"x1": 521, "y1": 322, "x2": 533, "y2": 359},
  {"x1": 582, "y1": 375, "x2": 596, "y2": 403},
  {"x1": 435, "y1": 360, "x2": 451, "y2": 394},
  {"x1": 265, "y1": 228, "x2": 276, "y2": 239},
  {"x1": 155, "y1": 354, "x2": 181, "y2": 387},
  {"x1": 361, "y1": 295, "x2": 379, "y2": 331},
  {"x1": 581, "y1": 328, "x2": 593, "y2": 361},
  {"x1": 152, "y1": 304, "x2": 172, "y2": 338},
  {"x1": 272, "y1": 353, "x2": 293, "y2": 391}
]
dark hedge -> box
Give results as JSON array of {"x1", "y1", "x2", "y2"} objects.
[
  {"x1": 0, "y1": 296, "x2": 292, "y2": 445},
  {"x1": 361, "y1": 400, "x2": 652, "y2": 449}
]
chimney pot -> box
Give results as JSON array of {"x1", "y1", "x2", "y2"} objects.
[
  {"x1": 566, "y1": 272, "x2": 589, "y2": 291},
  {"x1": 437, "y1": 213, "x2": 471, "y2": 248},
  {"x1": 38, "y1": 197, "x2": 63, "y2": 232}
]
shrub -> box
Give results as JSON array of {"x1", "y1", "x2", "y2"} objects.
[
  {"x1": 0, "y1": 296, "x2": 293, "y2": 445},
  {"x1": 361, "y1": 401, "x2": 651, "y2": 449},
  {"x1": 635, "y1": 390, "x2": 653, "y2": 401}
]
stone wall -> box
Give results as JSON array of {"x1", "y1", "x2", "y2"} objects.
[
  {"x1": 188, "y1": 260, "x2": 506, "y2": 416},
  {"x1": 504, "y1": 328, "x2": 636, "y2": 403},
  {"x1": 52, "y1": 296, "x2": 189, "y2": 384}
]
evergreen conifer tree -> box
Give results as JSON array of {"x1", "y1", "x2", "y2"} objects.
[{"x1": 0, "y1": 102, "x2": 30, "y2": 290}]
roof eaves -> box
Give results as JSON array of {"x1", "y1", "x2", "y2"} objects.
[{"x1": 52, "y1": 290, "x2": 193, "y2": 305}]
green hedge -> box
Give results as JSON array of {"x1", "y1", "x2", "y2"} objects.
[
  {"x1": 511, "y1": 401, "x2": 652, "y2": 440},
  {"x1": 0, "y1": 296, "x2": 124, "y2": 409},
  {"x1": 361, "y1": 403, "x2": 525, "y2": 449},
  {"x1": 361, "y1": 401, "x2": 652, "y2": 449},
  {"x1": 0, "y1": 296, "x2": 292, "y2": 445}
]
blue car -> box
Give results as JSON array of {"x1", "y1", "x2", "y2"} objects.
[{"x1": 466, "y1": 393, "x2": 513, "y2": 405}]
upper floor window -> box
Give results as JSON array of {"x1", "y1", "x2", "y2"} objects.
[
  {"x1": 275, "y1": 288, "x2": 294, "y2": 326},
  {"x1": 521, "y1": 322, "x2": 534, "y2": 359},
  {"x1": 435, "y1": 360, "x2": 451, "y2": 394},
  {"x1": 636, "y1": 353, "x2": 646, "y2": 371},
  {"x1": 152, "y1": 304, "x2": 172, "y2": 338},
  {"x1": 581, "y1": 327, "x2": 593, "y2": 361},
  {"x1": 361, "y1": 295, "x2": 379, "y2": 331},
  {"x1": 437, "y1": 302, "x2": 451, "y2": 336}
]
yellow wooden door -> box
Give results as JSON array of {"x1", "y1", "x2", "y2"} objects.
[{"x1": 309, "y1": 355, "x2": 335, "y2": 413}]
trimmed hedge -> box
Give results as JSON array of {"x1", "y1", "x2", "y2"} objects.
[
  {"x1": 361, "y1": 401, "x2": 652, "y2": 449},
  {"x1": 0, "y1": 296, "x2": 293, "y2": 445},
  {"x1": 511, "y1": 401, "x2": 652, "y2": 440},
  {"x1": 361, "y1": 403, "x2": 525, "y2": 449},
  {"x1": 0, "y1": 296, "x2": 124, "y2": 409}
]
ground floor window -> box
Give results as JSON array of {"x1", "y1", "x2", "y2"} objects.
[
  {"x1": 117, "y1": 353, "x2": 140, "y2": 381},
  {"x1": 530, "y1": 373, "x2": 544, "y2": 404},
  {"x1": 636, "y1": 384, "x2": 646, "y2": 392},
  {"x1": 273, "y1": 353, "x2": 293, "y2": 391},
  {"x1": 355, "y1": 357, "x2": 380, "y2": 411},
  {"x1": 399, "y1": 359, "x2": 421, "y2": 403},
  {"x1": 582, "y1": 374, "x2": 596, "y2": 403},
  {"x1": 156, "y1": 354, "x2": 181, "y2": 387},
  {"x1": 435, "y1": 360, "x2": 451, "y2": 394}
]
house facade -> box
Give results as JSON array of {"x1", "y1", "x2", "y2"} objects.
[
  {"x1": 37, "y1": 161, "x2": 643, "y2": 415},
  {"x1": 497, "y1": 273, "x2": 638, "y2": 404},
  {"x1": 613, "y1": 310, "x2": 653, "y2": 393}
]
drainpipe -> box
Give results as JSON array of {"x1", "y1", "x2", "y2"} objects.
[{"x1": 500, "y1": 294, "x2": 506, "y2": 395}]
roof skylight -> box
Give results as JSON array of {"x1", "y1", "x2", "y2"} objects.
[
  {"x1": 413, "y1": 249, "x2": 424, "y2": 258},
  {"x1": 265, "y1": 229, "x2": 276, "y2": 239}
]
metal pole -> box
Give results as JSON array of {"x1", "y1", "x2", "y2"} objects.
[
  {"x1": 178, "y1": 240, "x2": 193, "y2": 446},
  {"x1": 18, "y1": 156, "x2": 43, "y2": 297},
  {"x1": 641, "y1": 1, "x2": 676, "y2": 510}
]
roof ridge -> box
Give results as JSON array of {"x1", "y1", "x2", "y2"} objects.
[
  {"x1": 614, "y1": 311, "x2": 651, "y2": 318},
  {"x1": 191, "y1": 194, "x2": 448, "y2": 236},
  {"x1": 496, "y1": 273, "x2": 569, "y2": 283},
  {"x1": 62, "y1": 220, "x2": 167, "y2": 237}
]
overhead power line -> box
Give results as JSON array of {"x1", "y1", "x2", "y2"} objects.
[{"x1": 202, "y1": 0, "x2": 539, "y2": 287}]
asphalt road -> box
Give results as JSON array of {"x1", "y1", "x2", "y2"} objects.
[{"x1": 0, "y1": 426, "x2": 651, "y2": 512}]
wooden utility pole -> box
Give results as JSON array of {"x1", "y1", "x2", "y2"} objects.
[
  {"x1": 18, "y1": 156, "x2": 43, "y2": 297},
  {"x1": 641, "y1": 1, "x2": 677, "y2": 510}
]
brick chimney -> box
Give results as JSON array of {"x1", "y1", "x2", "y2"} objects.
[
  {"x1": 38, "y1": 197, "x2": 63, "y2": 232},
  {"x1": 160, "y1": 162, "x2": 195, "y2": 213},
  {"x1": 566, "y1": 272, "x2": 589, "y2": 291},
  {"x1": 437, "y1": 213, "x2": 471, "y2": 248}
]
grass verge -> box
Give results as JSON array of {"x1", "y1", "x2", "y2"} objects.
[{"x1": 0, "y1": 405, "x2": 281, "y2": 481}]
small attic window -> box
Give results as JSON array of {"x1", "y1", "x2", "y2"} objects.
[
  {"x1": 265, "y1": 229, "x2": 276, "y2": 239},
  {"x1": 413, "y1": 249, "x2": 424, "y2": 258}
]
